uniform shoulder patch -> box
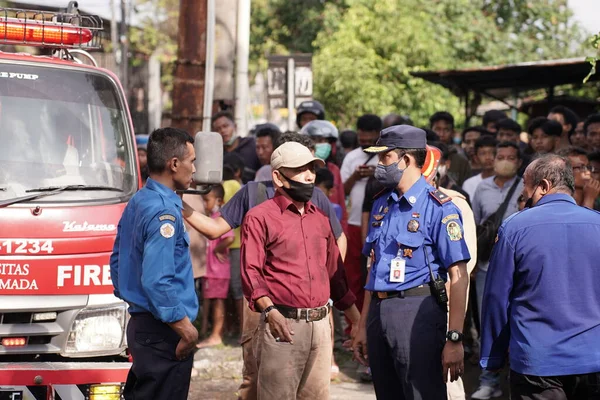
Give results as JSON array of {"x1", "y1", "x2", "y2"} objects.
[
  {"x1": 441, "y1": 213, "x2": 459, "y2": 224},
  {"x1": 159, "y1": 214, "x2": 176, "y2": 222},
  {"x1": 160, "y1": 223, "x2": 175, "y2": 238},
  {"x1": 429, "y1": 189, "x2": 452, "y2": 205}
]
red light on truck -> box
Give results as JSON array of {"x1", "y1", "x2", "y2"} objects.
[
  {"x1": 0, "y1": 17, "x2": 92, "y2": 45},
  {"x1": 1, "y1": 337, "x2": 26, "y2": 347}
]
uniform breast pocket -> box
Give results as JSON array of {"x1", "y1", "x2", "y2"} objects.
[{"x1": 396, "y1": 231, "x2": 425, "y2": 274}]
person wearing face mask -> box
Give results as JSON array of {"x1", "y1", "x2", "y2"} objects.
[
  {"x1": 240, "y1": 141, "x2": 360, "y2": 400},
  {"x1": 301, "y1": 120, "x2": 348, "y2": 228},
  {"x1": 480, "y1": 154, "x2": 600, "y2": 400},
  {"x1": 352, "y1": 125, "x2": 471, "y2": 399},
  {"x1": 470, "y1": 141, "x2": 523, "y2": 400}
]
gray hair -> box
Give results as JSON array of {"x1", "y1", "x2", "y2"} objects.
[{"x1": 525, "y1": 154, "x2": 575, "y2": 195}]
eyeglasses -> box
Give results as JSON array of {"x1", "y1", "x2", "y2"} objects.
[{"x1": 573, "y1": 165, "x2": 596, "y2": 173}]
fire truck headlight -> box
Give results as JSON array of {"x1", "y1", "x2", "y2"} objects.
[{"x1": 63, "y1": 304, "x2": 127, "y2": 356}]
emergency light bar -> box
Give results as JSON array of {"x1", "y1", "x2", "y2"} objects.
[{"x1": 0, "y1": 7, "x2": 102, "y2": 49}]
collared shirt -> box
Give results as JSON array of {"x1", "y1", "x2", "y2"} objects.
[
  {"x1": 220, "y1": 181, "x2": 343, "y2": 239},
  {"x1": 462, "y1": 173, "x2": 483, "y2": 202},
  {"x1": 110, "y1": 178, "x2": 198, "y2": 323},
  {"x1": 363, "y1": 176, "x2": 471, "y2": 292},
  {"x1": 480, "y1": 193, "x2": 600, "y2": 376},
  {"x1": 241, "y1": 192, "x2": 355, "y2": 311},
  {"x1": 472, "y1": 175, "x2": 522, "y2": 225}
]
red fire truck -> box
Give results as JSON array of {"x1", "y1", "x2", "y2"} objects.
[{"x1": 0, "y1": 3, "x2": 136, "y2": 399}]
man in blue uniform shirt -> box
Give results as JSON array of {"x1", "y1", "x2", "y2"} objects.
[
  {"x1": 480, "y1": 154, "x2": 600, "y2": 400},
  {"x1": 110, "y1": 127, "x2": 199, "y2": 400},
  {"x1": 352, "y1": 125, "x2": 470, "y2": 400}
]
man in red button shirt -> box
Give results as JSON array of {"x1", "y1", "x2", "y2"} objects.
[{"x1": 241, "y1": 141, "x2": 360, "y2": 400}]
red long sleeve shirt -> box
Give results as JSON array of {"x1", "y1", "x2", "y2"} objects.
[{"x1": 241, "y1": 192, "x2": 355, "y2": 311}]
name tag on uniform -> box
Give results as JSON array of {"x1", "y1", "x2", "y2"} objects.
[{"x1": 389, "y1": 258, "x2": 405, "y2": 283}]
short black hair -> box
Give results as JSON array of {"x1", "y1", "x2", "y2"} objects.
[
  {"x1": 497, "y1": 141, "x2": 522, "y2": 159},
  {"x1": 211, "y1": 111, "x2": 235, "y2": 125},
  {"x1": 584, "y1": 113, "x2": 600, "y2": 135},
  {"x1": 423, "y1": 128, "x2": 440, "y2": 143},
  {"x1": 429, "y1": 111, "x2": 454, "y2": 129},
  {"x1": 482, "y1": 110, "x2": 508, "y2": 127},
  {"x1": 315, "y1": 167, "x2": 334, "y2": 189},
  {"x1": 275, "y1": 131, "x2": 315, "y2": 151},
  {"x1": 588, "y1": 151, "x2": 600, "y2": 163},
  {"x1": 527, "y1": 117, "x2": 562, "y2": 137},
  {"x1": 474, "y1": 135, "x2": 499, "y2": 153},
  {"x1": 556, "y1": 146, "x2": 589, "y2": 158},
  {"x1": 209, "y1": 183, "x2": 225, "y2": 200},
  {"x1": 382, "y1": 113, "x2": 410, "y2": 128},
  {"x1": 429, "y1": 141, "x2": 449, "y2": 160},
  {"x1": 357, "y1": 114, "x2": 383, "y2": 132},
  {"x1": 549, "y1": 105, "x2": 579, "y2": 135},
  {"x1": 340, "y1": 130, "x2": 358, "y2": 149},
  {"x1": 526, "y1": 154, "x2": 574, "y2": 195},
  {"x1": 395, "y1": 148, "x2": 427, "y2": 168},
  {"x1": 147, "y1": 127, "x2": 194, "y2": 174},
  {"x1": 461, "y1": 126, "x2": 487, "y2": 141},
  {"x1": 496, "y1": 118, "x2": 522, "y2": 134},
  {"x1": 255, "y1": 124, "x2": 281, "y2": 145}
]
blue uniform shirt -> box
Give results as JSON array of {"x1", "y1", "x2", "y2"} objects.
[
  {"x1": 110, "y1": 178, "x2": 198, "y2": 323},
  {"x1": 480, "y1": 193, "x2": 600, "y2": 376},
  {"x1": 363, "y1": 176, "x2": 470, "y2": 292}
]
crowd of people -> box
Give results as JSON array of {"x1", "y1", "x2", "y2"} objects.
[{"x1": 113, "y1": 101, "x2": 600, "y2": 400}]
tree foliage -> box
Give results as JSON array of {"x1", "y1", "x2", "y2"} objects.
[{"x1": 251, "y1": 0, "x2": 584, "y2": 128}]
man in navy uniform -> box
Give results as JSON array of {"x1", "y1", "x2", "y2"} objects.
[
  {"x1": 352, "y1": 125, "x2": 470, "y2": 400},
  {"x1": 110, "y1": 127, "x2": 199, "y2": 400},
  {"x1": 480, "y1": 154, "x2": 600, "y2": 399}
]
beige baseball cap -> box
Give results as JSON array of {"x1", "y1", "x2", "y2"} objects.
[{"x1": 270, "y1": 141, "x2": 325, "y2": 170}]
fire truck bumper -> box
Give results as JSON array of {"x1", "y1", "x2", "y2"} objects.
[{"x1": 0, "y1": 361, "x2": 130, "y2": 399}]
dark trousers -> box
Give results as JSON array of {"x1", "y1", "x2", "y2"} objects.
[
  {"x1": 123, "y1": 313, "x2": 194, "y2": 400},
  {"x1": 511, "y1": 370, "x2": 600, "y2": 400},
  {"x1": 366, "y1": 294, "x2": 447, "y2": 400}
]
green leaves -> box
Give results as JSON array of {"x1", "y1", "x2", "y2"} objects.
[{"x1": 583, "y1": 33, "x2": 600, "y2": 84}]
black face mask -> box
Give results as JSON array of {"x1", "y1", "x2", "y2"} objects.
[
  {"x1": 524, "y1": 186, "x2": 540, "y2": 209},
  {"x1": 280, "y1": 173, "x2": 315, "y2": 203}
]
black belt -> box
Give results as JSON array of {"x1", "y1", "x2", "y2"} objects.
[
  {"x1": 275, "y1": 304, "x2": 330, "y2": 322},
  {"x1": 372, "y1": 285, "x2": 431, "y2": 300}
]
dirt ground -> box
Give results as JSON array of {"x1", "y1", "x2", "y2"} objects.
[{"x1": 187, "y1": 337, "x2": 510, "y2": 400}]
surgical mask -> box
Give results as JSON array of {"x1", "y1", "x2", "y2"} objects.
[
  {"x1": 225, "y1": 135, "x2": 238, "y2": 146},
  {"x1": 494, "y1": 160, "x2": 518, "y2": 177},
  {"x1": 314, "y1": 143, "x2": 332, "y2": 161},
  {"x1": 280, "y1": 172, "x2": 315, "y2": 203},
  {"x1": 453, "y1": 136, "x2": 462, "y2": 145},
  {"x1": 374, "y1": 161, "x2": 405, "y2": 188}
]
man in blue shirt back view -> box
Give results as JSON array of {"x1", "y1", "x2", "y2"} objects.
[
  {"x1": 481, "y1": 153, "x2": 600, "y2": 400},
  {"x1": 110, "y1": 127, "x2": 198, "y2": 400}
]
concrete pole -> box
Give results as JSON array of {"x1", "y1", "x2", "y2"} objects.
[
  {"x1": 110, "y1": 0, "x2": 119, "y2": 79},
  {"x1": 234, "y1": 0, "x2": 251, "y2": 136},
  {"x1": 202, "y1": 0, "x2": 216, "y2": 133},
  {"x1": 287, "y1": 57, "x2": 295, "y2": 131},
  {"x1": 171, "y1": 0, "x2": 207, "y2": 134}
]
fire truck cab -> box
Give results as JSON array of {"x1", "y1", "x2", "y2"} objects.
[{"x1": 0, "y1": 3, "x2": 136, "y2": 399}]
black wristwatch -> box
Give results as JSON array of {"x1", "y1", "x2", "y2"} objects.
[
  {"x1": 263, "y1": 305, "x2": 276, "y2": 321},
  {"x1": 446, "y1": 330, "x2": 464, "y2": 343}
]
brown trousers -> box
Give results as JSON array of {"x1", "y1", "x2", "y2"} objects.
[
  {"x1": 238, "y1": 299, "x2": 261, "y2": 400},
  {"x1": 253, "y1": 315, "x2": 331, "y2": 400}
]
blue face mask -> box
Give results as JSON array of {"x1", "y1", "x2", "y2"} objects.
[
  {"x1": 314, "y1": 142, "x2": 332, "y2": 161},
  {"x1": 374, "y1": 160, "x2": 405, "y2": 188}
]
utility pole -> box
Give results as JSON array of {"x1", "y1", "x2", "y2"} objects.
[
  {"x1": 171, "y1": 0, "x2": 207, "y2": 134},
  {"x1": 110, "y1": 0, "x2": 119, "y2": 80},
  {"x1": 120, "y1": 0, "x2": 128, "y2": 96}
]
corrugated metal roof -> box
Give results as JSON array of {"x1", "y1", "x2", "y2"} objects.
[{"x1": 411, "y1": 58, "x2": 600, "y2": 98}]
